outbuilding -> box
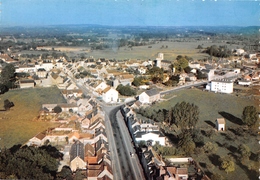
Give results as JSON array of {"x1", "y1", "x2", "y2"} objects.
[{"x1": 215, "y1": 118, "x2": 225, "y2": 131}]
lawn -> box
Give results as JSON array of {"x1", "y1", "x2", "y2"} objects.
[
  {"x1": 0, "y1": 87, "x2": 66, "y2": 148},
  {"x1": 146, "y1": 89, "x2": 258, "y2": 179}
]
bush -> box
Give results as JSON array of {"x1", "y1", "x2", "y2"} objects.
[
  {"x1": 116, "y1": 84, "x2": 136, "y2": 96},
  {"x1": 53, "y1": 106, "x2": 62, "y2": 114},
  {"x1": 203, "y1": 142, "x2": 218, "y2": 154}
]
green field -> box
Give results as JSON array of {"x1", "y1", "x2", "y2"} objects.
[
  {"x1": 85, "y1": 41, "x2": 238, "y2": 60},
  {"x1": 149, "y1": 89, "x2": 258, "y2": 179},
  {"x1": 39, "y1": 41, "x2": 239, "y2": 61},
  {"x1": 0, "y1": 87, "x2": 66, "y2": 148}
]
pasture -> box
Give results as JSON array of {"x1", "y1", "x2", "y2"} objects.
[
  {"x1": 151, "y1": 89, "x2": 258, "y2": 180},
  {"x1": 0, "y1": 87, "x2": 66, "y2": 148},
  {"x1": 42, "y1": 40, "x2": 239, "y2": 61}
]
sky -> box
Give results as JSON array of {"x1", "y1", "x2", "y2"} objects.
[{"x1": 1, "y1": 0, "x2": 259, "y2": 27}]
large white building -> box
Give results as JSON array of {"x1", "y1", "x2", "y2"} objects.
[{"x1": 209, "y1": 79, "x2": 233, "y2": 93}]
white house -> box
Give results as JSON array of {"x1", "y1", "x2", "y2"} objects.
[
  {"x1": 94, "y1": 81, "x2": 108, "y2": 92},
  {"x1": 135, "y1": 131, "x2": 165, "y2": 146},
  {"x1": 238, "y1": 80, "x2": 251, "y2": 86},
  {"x1": 102, "y1": 87, "x2": 118, "y2": 103},
  {"x1": 138, "y1": 89, "x2": 160, "y2": 104},
  {"x1": 189, "y1": 62, "x2": 200, "y2": 69},
  {"x1": 215, "y1": 118, "x2": 225, "y2": 131},
  {"x1": 27, "y1": 132, "x2": 46, "y2": 146},
  {"x1": 210, "y1": 79, "x2": 233, "y2": 93}
]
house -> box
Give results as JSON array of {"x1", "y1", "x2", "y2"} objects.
[
  {"x1": 210, "y1": 79, "x2": 233, "y2": 93},
  {"x1": 138, "y1": 89, "x2": 160, "y2": 104},
  {"x1": 70, "y1": 141, "x2": 86, "y2": 171},
  {"x1": 27, "y1": 132, "x2": 46, "y2": 146},
  {"x1": 161, "y1": 60, "x2": 173, "y2": 71},
  {"x1": 186, "y1": 73, "x2": 197, "y2": 81},
  {"x1": 15, "y1": 65, "x2": 36, "y2": 73},
  {"x1": 19, "y1": 79, "x2": 35, "y2": 88},
  {"x1": 176, "y1": 168, "x2": 189, "y2": 180},
  {"x1": 201, "y1": 69, "x2": 215, "y2": 81},
  {"x1": 36, "y1": 68, "x2": 47, "y2": 78},
  {"x1": 94, "y1": 81, "x2": 108, "y2": 93},
  {"x1": 102, "y1": 87, "x2": 118, "y2": 103},
  {"x1": 59, "y1": 103, "x2": 78, "y2": 113},
  {"x1": 135, "y1": 131, "x2": 166, "y2": 146},
  {"x1": 51, "y1": 72, "x2": 64, "y2": 84},
  {"x1": 238, "y1": 80, "x2": 251, "y2": 86},
  {"x1": 215, "y1": 118, "x2": 225, "y2": 131},
  {"x1": 116, "y1": 74, "x2": 134, "y2": 86},
  {"x1": 35, "y1": 60, "x2": 54, "y2": 71},
  {"x1": 66, "y1": 82, "x2": 78, "y2": 90},
  {"x1": 234, "y1": 48, "x2": 245, "y2": 56},
  {"x1": 189, "y1": 62, "x2": 200, "y2": 69},
  {"x1": 137, "y1": 66, "x2": 147, "y2": 74}
]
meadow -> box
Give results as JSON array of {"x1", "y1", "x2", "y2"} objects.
[
  {"x1": 0, "y1": 87, "x2": 66, "y2": 148},
  {"x1": 44, "y1": 40, "x2": 239, "y2": 61},
  {"x1": 150, "y1": 89, "x2": 258, "y2": 179}
]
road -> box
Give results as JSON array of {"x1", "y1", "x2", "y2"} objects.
[{"x1": 77, "y1": 82, "x2": 145, "y2": 180}]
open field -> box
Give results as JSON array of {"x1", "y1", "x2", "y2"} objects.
[
  {"x1": 159, "y1": 88, "x2": 256, "y2": 128},
  {"x1": 0, "y1": 87, "x2": 66, "y2": 148},
  {"x1": 38, "y1": 40, "x2": 239, "y2": 61},
  {"x1": 149, "y1": 89, "x2": 258, "y2": 179}
]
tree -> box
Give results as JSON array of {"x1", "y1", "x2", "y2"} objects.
[
  {"x1": 53, "y1": 106, "x2": 62, "y2": 114},
  {"x1": 192, "y1": 129, "x2": 204, "y2": 146},
  {"x1": 171, "y1": 101, "x2": 199, "y2": 130},
  {"x1": 242, "y1": 106, "x2": 258, "y2": 127},
  {"x1": 238, "y1": 144, "x2": 251, "y2": 160},
  {"x1": 116, "y1": 84, "x2": 136, "y2": 96},
  {"x1": 203, "y1": 142, "x2": 218, "y2": 154},
  {"x1": 174, "y1": 56, "x2": 189, "y2": 72},
  {"x1": 196, "y1": 69, "x2": 207, "y2": 79},
  {"x1": 0, "y1": 145, "x2": 59, "y2": 179},
  {"x1": 0, "y1": 64, "x2": 16, "y2": 88},
  {"x1": 178, "y1": 132, "x2": 195, "y2": 155},
  {"x1": 57, "y1": 166, "x2": 73, "y2": 180},
  {"x1": 147, "y1": 67, "x2": 164, "y2": 83},
  {"x1": 164, "y1": 75, "x2": 180, "y2": 86},
  {"x1": 132, "y1": 77, "x2": 143, "y2": 87},
  {"x1": 220, "y1": 156, "x2": 235, "y2": 173},
  {"x1": 4, "y1": 99, "x2": 14, "y2": 111},
  {"x1": 211, "y1": 173, "x2": 224, "y2": 180},
  {"x1": 0, "y1": 84, "x2": 9, "y2": 94}
]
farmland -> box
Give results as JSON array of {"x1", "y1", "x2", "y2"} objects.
[
  {"x1": 22, "y1": 40, "x2": 239, "y2": 61},
  {"x1": 0, "y1": 87, "x2": 66, "y2": 148}
]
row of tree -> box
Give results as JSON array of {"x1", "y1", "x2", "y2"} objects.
[
  {"x1": 138, "y1": 101, "x2": 199, "y2": 132},
  {"x1": 0, "y1": 145, "x2": 62, "y2": 179}
]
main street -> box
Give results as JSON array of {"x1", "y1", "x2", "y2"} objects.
[{"x1": 77, "y1": 82, "x2": 145, "y2": 180}]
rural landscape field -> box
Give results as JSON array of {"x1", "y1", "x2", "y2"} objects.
[
  {"x1": 138, "y1": 88, "x2": 258, "y2": 179},
  {"x1": 0, "y1": 1, "x2": 259, "y2": 179},
  {"x1": 0, "y1": 87, "x2": 66, "y2": 148}
]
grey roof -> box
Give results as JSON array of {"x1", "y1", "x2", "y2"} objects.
[
  {"x1": 145, "y1": 89, "x2": 159, "y2": 97},
  {"x1": 70, "y1": 141, "x2": 85, "y2": 161},
  {"x1": 95, "y1": 127, "x2": 107, "y2": 137},
  {"x1": 96, "y1": 138, "x2": 108, "y2": 152},
  {"x1": 20, "y1": 79, "x2": 35, "y2": 83}
]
